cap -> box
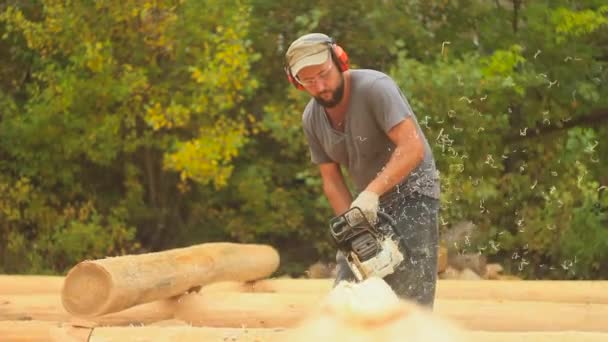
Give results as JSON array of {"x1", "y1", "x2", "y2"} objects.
[{"x1": 285, "y1": 33, "x2": 332, "y2": 77}]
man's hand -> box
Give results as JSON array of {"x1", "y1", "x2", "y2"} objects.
[{"x1": 347, "y1": 190, "x2": 379, "y2": 224}]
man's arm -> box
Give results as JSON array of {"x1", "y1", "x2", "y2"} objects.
[
  {"x1": 319, "y1": 163, "x2": 353, "y2": 215},
  {"x1": 365, "y1": 117, "x2": 424, "y2": 196}
]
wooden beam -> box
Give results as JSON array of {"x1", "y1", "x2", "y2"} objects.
[{"x1": 61, "y1": 243, "x2": 279, "y2": 317}]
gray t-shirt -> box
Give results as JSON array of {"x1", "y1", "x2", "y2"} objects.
[{"x1": 302, "y1": 69, "x2": 440, "y2": 199}]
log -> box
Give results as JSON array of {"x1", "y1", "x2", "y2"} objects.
[
  {"x1": 5, "y1": 322, "x2": 608, "y2": 342},
  {"x1": 173, "y1": 291, "x2": 608, "y2": 331},
  {"x1": 436, "y1": 299, "x2": 608, "y2": 332},
  {"x1": 0, "y1": 294, "x2": 175, "y2": 326},
  {"x1": 90, "y1": 326, "x2": 290, "y2": 342},
  {"x1": 87, "y1": 327, "x2": 608, "y2": 342},
  {"x1": 200, "y1": 278, "x2": 332, "y2": 294},
  {"x1": 467, "y1": 331, "x2": 608, "y2": 342},
  {"x1": 174, "y1": 291, "x2": 323, "y2": 328},
  {"x1": 438, "y1": 280, "x2": 608, "y2": 304},
  {"x1": 0, "y1": 275, "x2": 64, "y2": 295},
  {"x1": 202, "y1": 279, "x2": 608, "y2": 304},
  {"x1": 61, "y1": 242, "x2": 279, "y2": 317},
  {"x1": 0, "y1": 321, "x2": 91, "y2": 342}
]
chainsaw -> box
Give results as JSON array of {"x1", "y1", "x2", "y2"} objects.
[{"x1": 329, "y1": 207, "x2": 406, "y2": 282}]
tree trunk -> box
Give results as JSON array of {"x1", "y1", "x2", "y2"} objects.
[{"x1": 61, "y1": 243, "x2": 280, "y2": 317}]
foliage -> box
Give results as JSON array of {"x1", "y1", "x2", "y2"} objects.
[{"x1": 0, "y1": 0, "x2": 606, "y2": 278}]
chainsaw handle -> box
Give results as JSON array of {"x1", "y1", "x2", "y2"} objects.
[{"x1": 377, "y1": 210, "x2": 397, "y2": 229}]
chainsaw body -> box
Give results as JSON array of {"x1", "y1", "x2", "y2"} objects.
[{"x1": 329, "y1": 207, "x2": 405, "y2": 282}]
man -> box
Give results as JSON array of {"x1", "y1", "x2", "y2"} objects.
[{"x1": 285, "y1": 33, "x2": 441, "y2": 308}]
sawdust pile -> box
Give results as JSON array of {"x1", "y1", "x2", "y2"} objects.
[{"x1": 286, "y1": 277, "x2": 466, "y2": 342}]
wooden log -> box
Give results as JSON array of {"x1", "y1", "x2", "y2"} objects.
[
  {"x1": 0, "y1": 275, "x2": 64, "y2": 295},
  {"x1": 202, "y1": 279, "x2": 608, "y2": 304},
  {"x1": 4, "y1": 273, "x2": 605, "y2": 305},
  {"x1": 0, "y1": 321, "x2": 91, "y2": 342},
  {"x1": 438, "y1": 280, "x2": 608, "y2": 304},
  {"x1": 61, "y1": 242, "x2": 279, "y2": 317},
  {"x1": 436, "y1": 299, "x2": 608, "y2": 332},
  {"x1": 467, "y1": 331, "x2": 608, "y2": 342},
  {"x1": 0, "y1": 294, "x2": 175, "y2": 326},
  {"x1": 173, "y1": 291, "x2": 608, "y2": 331},
  {"x1": 200, "y1": 278, "x2": 333, "y2": 294},
  {"x1": 88, "y1": 327, "x2": 608, "y2": 342},
  {"x1": 90, "y1": 326, "x2": 290, "y2": 342},
  {"x1": 174, "y1": 291, "x2": 323, "y2": 328}
]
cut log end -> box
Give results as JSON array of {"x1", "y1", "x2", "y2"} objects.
[{"x1": 62, "y1": 261, "x2": 112, "y2": 317}]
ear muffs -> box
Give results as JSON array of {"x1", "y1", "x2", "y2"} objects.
[
  {"x1": 284, "y1": 65, "x2": 305, "y2": 90},
  {"x1": 285, "y1": 37, "x2": 350, "y2": 90},
  {"x1": 331, "y1": 43, "x2": 349, "y2": 72}
]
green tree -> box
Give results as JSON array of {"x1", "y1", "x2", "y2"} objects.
[{"x1": 0, "y1": 0, "x2": 258, "y2": 273}]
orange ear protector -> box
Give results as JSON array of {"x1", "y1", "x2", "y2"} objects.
[{"x1": 284, "y1": 37, "x2": 350, "y2": 90}]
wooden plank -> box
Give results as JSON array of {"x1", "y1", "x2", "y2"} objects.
[{"x1": 61, "y1": 243, "x2": 280, "y2": 317}]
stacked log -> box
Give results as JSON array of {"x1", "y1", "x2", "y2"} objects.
[{"x1": 2, "y1": 240, "x2": 608, "y2": 341}]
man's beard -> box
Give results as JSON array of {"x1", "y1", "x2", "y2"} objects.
[{"x1": 314, "y1": 74, "x2": 345, "y2": 108}]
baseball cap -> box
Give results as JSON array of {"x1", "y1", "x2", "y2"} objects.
[{"x1": 285, "y1": 33, "x2": 332, "y2": 77}]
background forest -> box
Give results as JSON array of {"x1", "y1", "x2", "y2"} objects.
[{"x1": 0, "y1": 0, "x2": 606, "y2": 279}]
